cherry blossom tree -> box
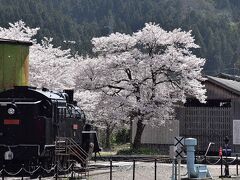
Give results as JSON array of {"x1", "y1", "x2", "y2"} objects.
[
  {"x1": 91, "y1": 95, "x2": 128, "y2": 149},
  {"x1": 0, "y1": 20, "x2": 76, "y2": 90},
  {"x1": 76, "y1": 23, "x2": 207, "y2": 149},
  {"x1": 75, "y1": 89, "x2": 128, "y2": 149},
  {"x1": 74, "y1": 57, "x2": 130, "y2": 148},
  {"x1": 30, "y1": 38, "x2": 76, "y2": 89},
  {"x1": 0, "y1": 20, "x2": 39, "y2": 41}
]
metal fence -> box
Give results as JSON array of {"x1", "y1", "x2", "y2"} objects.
[
  {"x1": 109, "y1": 158, "x2": 160, "y2": 180},
  {"x1": 196, "y1": 154, "x2": 240, "y2": 178},
  {"x1": 2, "y1": 155, "x2": 240, "y2": 179},
  {"x1": 97, "y1": 155, "x2": 240, "y2": 180},
  {"x1": 0, "y1": 162, "x2": 88, "y2": 180}
]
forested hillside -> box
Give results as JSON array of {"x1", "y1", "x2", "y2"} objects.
[{"x1": 0, "y1": 0, "x2": 240, "y2": 75}]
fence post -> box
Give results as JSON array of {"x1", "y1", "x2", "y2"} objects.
[
  {"x1": 237, "y1": 154, "x2": 239, "y2": 176},
  {"x1": 71, "y1": 163, "x2": 74, "y2": 179},
  {"x1": 1, "y1": 165, "x2": 5, "y2": 180},
  {"x1": 110, "y1": 158, "x2": 112, "y2": 180},
  {"x1": 21, "y1": 164, "x2": 24, "y2": 180},
  {"x1": 39, "y1": 162, "x2": 42, "y2": 180},
  {"x1": 55, "y1": 163, "x2": 58, "y2": 180},
  {"x1": 175, "y1": 159, "x2": 177, "y2": 180},
  {"x1": 133, "y1": 159, "x2": 135, "y2": 180},
  {"x1": 154, "y1": 159, "x2": 157, "y2": 180},
  {"x1": 221, "y1": 155, "x2": 223, "y2": 177}
]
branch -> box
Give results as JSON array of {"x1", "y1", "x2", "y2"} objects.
[
  {"x1": 111, "y1": 79, "x2": 129, "y2": 84},
  {"x1": 107, "y1": 85, "x2": 125, "y2": 90},
  {"x1": 125, "y1": 68, "x2": 132, "y2": 80}
]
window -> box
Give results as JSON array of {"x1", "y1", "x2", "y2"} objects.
[{"x1": 66, "y1": 104, "x2": 85, "y2": 121}]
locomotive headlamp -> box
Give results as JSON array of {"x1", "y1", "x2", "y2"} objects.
[{"x1": 7, "y1": 108, "x2": 15, "y2": 115}]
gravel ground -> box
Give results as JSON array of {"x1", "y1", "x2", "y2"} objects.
[{"x1": 89, "y1": 161, "x2": 240, "y2": 180}]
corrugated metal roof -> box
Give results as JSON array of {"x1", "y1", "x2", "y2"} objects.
[{"x1": 207, "y1": 75, "x2": 240, "y2": 95}]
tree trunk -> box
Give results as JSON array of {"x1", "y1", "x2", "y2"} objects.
[
  {"x1": 129, "y1": 115, "x2": 134, "y2": 145},
  {"x1": 132, "y1": 117, "x2": 145, "y2": 150},
  {"x1": 105, "y1": 125, "x2": 111, "y2": 149}
]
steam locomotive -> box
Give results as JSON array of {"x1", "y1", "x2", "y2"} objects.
[{"x1": 0, "y1": 86, "x2": 100, "y2": 170}]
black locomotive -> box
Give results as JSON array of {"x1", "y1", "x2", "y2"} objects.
[{"x1": 0, "y1": 86, "x2": 100, "y2": 171}]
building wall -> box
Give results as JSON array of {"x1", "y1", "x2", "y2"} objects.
[
  {"x1": 132, "y1": 119, "x2": 179, "y2": 150},
  {"x1": 205, "y1": 81, "x2": 238, "y2": 99},
  {"x1": 179, "y1": 80, "x2": 240, "y2": 153},
  {"x1": 0, "y1": 44, "x2": 29, "y2": 91},
  {"x1": 180, "y1": 106, "x2": 231, "y2": 153}
]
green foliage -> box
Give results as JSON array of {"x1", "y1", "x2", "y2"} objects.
[
  {"x1": 114, "y1": 129, "x2": 130, "y2": 145},
  {"x1": 1, "y1": 0, "x2": 240, "y2": 74}
]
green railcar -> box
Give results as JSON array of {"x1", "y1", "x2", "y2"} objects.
[{"x1": 0, "y1": 39, "x2": 32, "y2": 91}]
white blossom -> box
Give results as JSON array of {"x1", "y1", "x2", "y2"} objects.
[
  {"x1": 0, "y1": 20, "x2": 76, "y2": 90},
  {"x1": 76, "y1": 22, "x2": 207, "y2": 147}
]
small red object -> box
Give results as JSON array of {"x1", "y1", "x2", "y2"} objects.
[
  {"x1": 219, "y1": 146, "x2": 222, "y2": 156},
  {"x1": 4, "y1": 119, "x2": 20, "y2": 125},
  {"x1": 73, "y1": 124, "x2": 78, "y2": 130}
]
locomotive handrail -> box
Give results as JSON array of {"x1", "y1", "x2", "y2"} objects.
[
  {"x1": 0, "y1": 100, "x2": 42, "y2": 105},
  {"x1": 67, "y1": 137, "x2": 88, "y2": 157},
  {"x1": 56, "y1": 137, "x2": 88, "y2": 157},
  {"x1": 66, "y1": 138, "x2": 88, "y2": 165},
  {"x1": 55, "y1": 137, "x2": 89, "y2": 166},
  {"x1": 67, "y1": 145, "x2": 87, "y2": 163}
]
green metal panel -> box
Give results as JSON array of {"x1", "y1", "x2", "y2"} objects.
[{"x1": 0, "y1": 44, "x2": 30, "y2": 91}]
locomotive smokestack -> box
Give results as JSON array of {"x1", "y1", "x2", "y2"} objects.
[{"x1": 64, "y1": 89, "x2": 74, "y2": 104}]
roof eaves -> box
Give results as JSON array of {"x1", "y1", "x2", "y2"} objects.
[
  {"x1": 0, "y1": 38, "x2": 33, "y2": 46},
  {"x1": 207, "y1": 76, "x2": 240, "y2": 96}
]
